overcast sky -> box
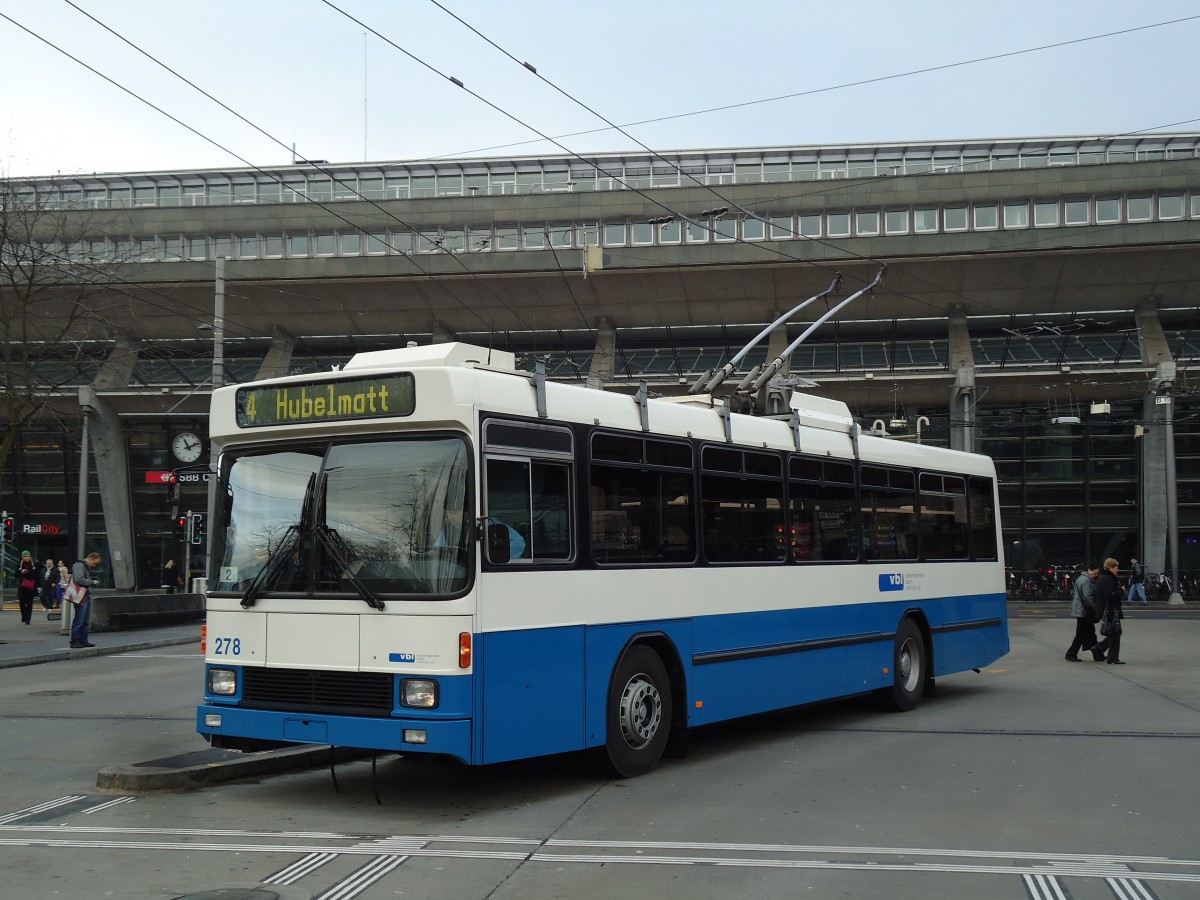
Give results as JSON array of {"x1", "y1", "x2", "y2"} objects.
[{"x1": 1, "y1": 0, "x2": 1197, "y2": 178}]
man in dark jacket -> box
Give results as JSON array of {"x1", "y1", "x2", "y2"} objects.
[
  {"x1": 1126, "y1": 557, "x2": 1148, "y2": 606},
  {"x1": 39, "y1": 558, "x2": 60, "y2": 609},
  {"x1": 1065, "y1": 563, "x2": 1101, "y2": 661},
  {"x1": 1092, "y1": 557, "x2": 1125, "y2": 664}
]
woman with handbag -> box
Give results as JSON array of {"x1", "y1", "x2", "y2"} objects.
[
  {"x1": 1093, "y1": 557, "x2": 1125, "y2": 664},
  {"x1": 16, "y1": 550, "x2": 37, "y2": 624}
]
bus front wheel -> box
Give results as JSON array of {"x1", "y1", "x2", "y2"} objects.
[
  {"x1": 600, "y1": 645, "x2": 672, "y2": 778},
  {"x1": 875, "y1": 618, "x2": 926, "y2": 712}
]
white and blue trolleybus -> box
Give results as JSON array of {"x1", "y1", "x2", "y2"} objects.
[{"x1": 198, "y1": 341, "x2": 1008, "y2": 776}]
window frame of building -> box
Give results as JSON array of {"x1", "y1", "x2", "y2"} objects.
[
  {"x1": 465, "y1": 226, "x2": 490, "y2": 252},
  {"x1": 522, "y1": 225, "x2": 547, "y2": 250},
  {"x1": 973, "y1": 203, "x2": 999, "y2": 230},
  {"x1": 312, "y1": 233, "x2": 336, "y2": 256},
  {"x1": 827, "y1": 211, "x2": 851, "y2": 237},
  {"x1": 237, "y1": 234, "x2": 259, "y2": 258},
  {"x1": 913, "y1": 208, "x2": 938, "y2": 233},
  {"x1": 1094, "y1": 197, "x2": 1121, "y2": 224},
  {"x1": 1064, "y1": 198, "x2": 1090, "y2": 226},
  {"x1": 1126, "y1": 196, "x2": 1152, "y2": 222},
  {"x1": 263, "y1": 235, "x2": 285, "y2": 258},
  {"x1": 496, "y1": 226, "x2": 519, "y2": 251},
  {"x1": 686, "y1": 220, "x2": 709, "y2": 243},
  {"x1": 855, "y1": 210, "x2": 881, "y2": 236},
  {"x1": 1158, "y1": 194, "x2": 1184, "y2": 219},
  {"x1": 1034, "y1": 201, "x2": 1059, "y2": 227},
  {"x1": 943, "y1": 206, "x2": 968, "y2": 231},
  {"x1": 742, "y1": 215, "x2": 765, "y2": 241},
  {"x1": 160, "y1": 235, "x2": 183, "y2": 262},
  {"x1": 548, "y1": 223, "x2": 573, "y2": 248},
  {"x1": 287, "y1": 233, "x2": 309, "y2": 257},
  {"x1": 363, "y1": 232, "x2": 387, "y2": 255},
  {"x1": 603, "y1": 222, "x2": 627, "y2": 247},
  {"x1": 884, "y1": 209, "x2": 909, "y2": 235},
  {"x1": 631, "y1": 221, "x2": 655, "y2": 246},
  {"x1": 1002, "y1": 202, "x2": 1029, "y2": 229}
]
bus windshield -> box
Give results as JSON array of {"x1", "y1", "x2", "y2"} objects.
[{"x1": 212, "y1": 437, "x2": 470, "y2": 597}]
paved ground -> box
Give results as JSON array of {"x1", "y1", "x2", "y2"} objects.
[
  {"x1": 0, "y1": 599, "x2": 199, "y2": 669},
  {"x1": 2, "y1": 596, "x2": 1196, "y2": 793}
]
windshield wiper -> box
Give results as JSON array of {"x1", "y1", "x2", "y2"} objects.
[
  {"x1": 241, "y1": 524, "x2": 299, "y2": 608},
  {"x1": 314, "y1": 522, "x2": 385, "y2": 610},
  {"x1": 241, "y1": 473, "x2": 317, "y2": 608}
]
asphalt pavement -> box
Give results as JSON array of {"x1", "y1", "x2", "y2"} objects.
[
  {"x1": 0, "y1": 598, "x2": 199, "y2": 669},
  {"x1": 2, "y1": 596, "x2": 1196, "y2": 795}
]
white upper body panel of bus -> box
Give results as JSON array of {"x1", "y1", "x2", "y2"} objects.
[{"x1": 208, "y1": 342, "x2": 994, "y2": 478}]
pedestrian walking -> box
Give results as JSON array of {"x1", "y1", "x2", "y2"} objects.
[
  {"x1": 66, "y1": 552, "x2": 103, "y2": 649},
  {"x1": 56, "y1": 560, "x2": 69, "y2": 603},
  {"x1": 1126, "y1": 556, "x2": 1148, "y2": 606},
  {"x1": 39, "y1": 557, "x2": 60, "y2": 609},
  {"x1": 161, "y1": 559, "x2": 179, "y2": 594},
  {"x1": 1065, "y1": 563, "x2": 1102, "y2": 661},
  {"x1": 1093, "y1": 557, "x2": 1125, "y2": 664},
  {"x1": 16, "y1": 550, "x2": 37, "y2": 624}
]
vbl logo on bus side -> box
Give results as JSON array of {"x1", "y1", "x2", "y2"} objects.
[{"x1": 878, "y1": 573, "x2": 905, "y2": 592}]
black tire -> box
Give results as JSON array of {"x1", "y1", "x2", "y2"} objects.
[
  {"x1": 875, "y1": 618, "x2": 926, "y2": 712},
  {"x1": 600, "y1": 645, "x2": 672, "y2": 778}
]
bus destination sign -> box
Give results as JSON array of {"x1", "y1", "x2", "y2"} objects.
[{"x1": 235, "y1": 374, "x2": 415, "y2": 427}]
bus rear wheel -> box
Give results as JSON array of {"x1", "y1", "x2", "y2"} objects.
[
  {"x1": 875, "y1": 618, "x2": 926, "y2": 712},
  {"x1": 600, "y1": 645, "x2": 672, "y2": 778}
]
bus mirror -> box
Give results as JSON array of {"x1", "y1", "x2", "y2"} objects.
[{"x1": 487, "y1": 522, "x2": 511, "y2": 564}]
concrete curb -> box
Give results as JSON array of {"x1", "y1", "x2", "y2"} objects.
[
  {"x1": 96, "y1": 745, "x2": 368, "y2": 794},
  {"x1": 0, "y1": 634, "x2": 198, "y2": 670}
]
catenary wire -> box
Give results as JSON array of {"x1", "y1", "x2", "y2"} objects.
[
  {"x1": 2, "y1": 5, "x2": 539, "y2": 335},
  {"x1": 421, "y1": 0, "x2": 1168, "y2": 329},
  {"x1": 429, "y1": 13, "x2": 1200, "y2": 158}
]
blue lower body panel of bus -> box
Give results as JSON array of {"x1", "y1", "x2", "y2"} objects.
[{"x1": 197, "y1": 593, "x2": 1008, "y2": 767}]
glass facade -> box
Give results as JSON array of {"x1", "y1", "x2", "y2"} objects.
[{"x1": 1, "y1": 424, "x2": 209, "y2": 591}]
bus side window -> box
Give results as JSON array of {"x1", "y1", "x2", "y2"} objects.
[{"x1": 485, "y1": 454, "x2": 571, "y2": 563}]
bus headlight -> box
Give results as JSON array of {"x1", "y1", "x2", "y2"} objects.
[
  {"x1": 208, "y1": 667, "x2": 237, "y2": 696},
  {"x1": 401, "y1": 679, "x2": 438, "y2": 708}
]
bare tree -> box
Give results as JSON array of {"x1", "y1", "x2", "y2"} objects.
[{"x1": 0, "y1": 174, "x2": 119, "y2": 497}]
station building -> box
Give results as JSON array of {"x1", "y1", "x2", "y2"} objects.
[{"x1": 2, "y1": 133, "x2": 1199, "y2": 590}]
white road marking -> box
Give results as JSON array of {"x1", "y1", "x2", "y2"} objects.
[{"x1": 314, "y1": 854, "x2": 407, "y2": 900}]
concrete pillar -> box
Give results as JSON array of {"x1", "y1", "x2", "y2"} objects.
[
  {"x1": 766, "y1": 311, "x2": 789, "y2": 376},
  {"x1": 431, "y1": 321, "x2": 456, "y2": 344},
  {"x1": 76, "y1": 386, "x2": 133, "y2": 588},
  {"x1": 1141, "y1": 361, "x2": 1182, "y2": 603},
  {"x1": 587, "y1": 316, "x2": 616, "y2": 390},
  {"x1": 947, "y1": 308, "x2": 976, "y2": 453},
  {"x1": 78, "y1": 336, "x2": 139, "y2": 590},
  {"x1": 1134, "y1": 302, "x2": 1180, "y2": 599},
  {"x1": 254, "y1": 327, "x2": 295, "y2": 381}
]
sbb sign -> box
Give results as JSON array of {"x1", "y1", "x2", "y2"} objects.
[{"x1": 145, "y1": 471, "x2": 210, "y2": 484}]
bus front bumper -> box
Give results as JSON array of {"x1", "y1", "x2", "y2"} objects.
[{"x1": 196, "y1": 704, "x2": 472, "y2": 764}]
